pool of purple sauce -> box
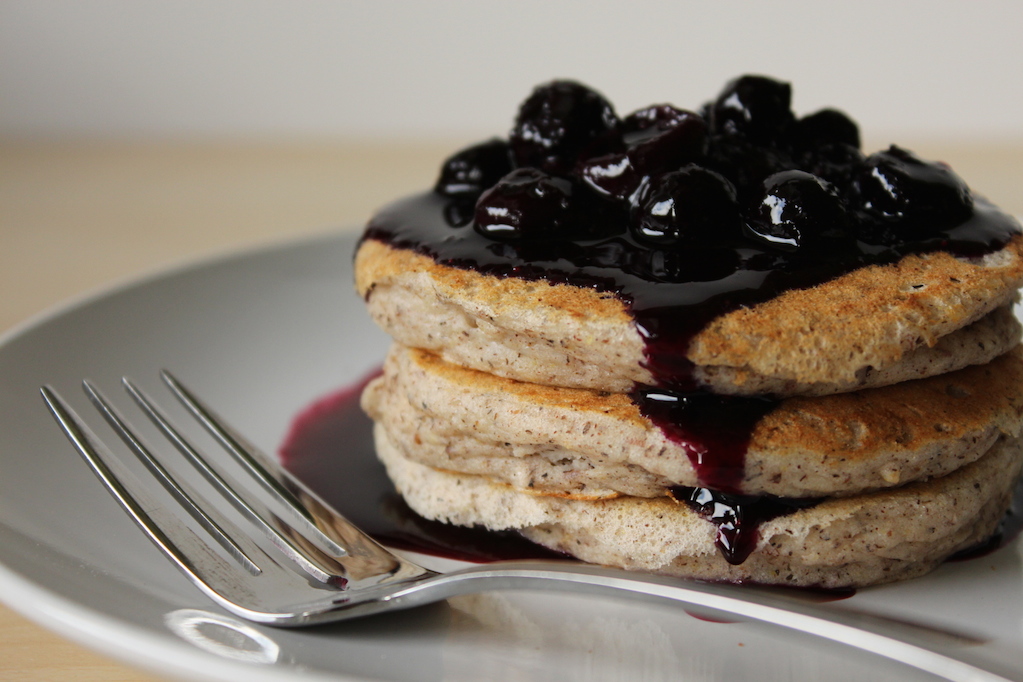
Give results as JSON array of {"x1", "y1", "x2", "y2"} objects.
[
  {"x1": 278, "y1": 379, "x2": 1023, "y2": 570},
  {"x1": 278, "y1": 372, "x2": 564, "y2": 563}
]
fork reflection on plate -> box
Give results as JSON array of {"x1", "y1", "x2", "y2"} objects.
[{"x1": 40, "y1": 371, "x2": 1012, "y2": 682}]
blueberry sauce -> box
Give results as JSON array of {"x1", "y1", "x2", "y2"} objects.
[
  {"x1": 358, "y1": 76, "x2": 1022, "y2": 565},
  {"x1": 364, "y1": 193, "x2": 1017, "y2": 394},
  {"x1": 633, "y1": 389, "x2": 777, "y2": 493},
  {"x1": 365, "y1": 77, "x2": 1018, "y2": 393},
  {"x1": 668, "y1": 486, "x2": 822, "y2": 565}
]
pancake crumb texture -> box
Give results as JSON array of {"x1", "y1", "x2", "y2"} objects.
[
  {"x1": 363, "y1": 344, "x2": 1023, "y2": 499},
  {"x1": 692, "y1": 237, "x2": 1023, "y2": 389},
  {"x1": 375, "y1": 423, "x2": 1021, "y2": 589},
  {"x1": 355, "y1": 238, "x2": 642, "y2": 392},
  {"x1": 356, "y1": 236, "x2": 1023, "y2": 395},
  {"x1": 355, "y1": 76, "x2": 1023, "y2": 590}
]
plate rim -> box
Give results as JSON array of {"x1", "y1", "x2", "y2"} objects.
[
  {"x1": 0, "y1": 227, "x2": 352, "y2": 352},
  {"x1": 0, "y1": 229, "x2": 373, "y2": 682},
  {"x1": 2, "y1": 227, "x2": 1021, "y2": 682}
]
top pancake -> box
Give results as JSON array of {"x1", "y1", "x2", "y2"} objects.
[{"x1": 355, "y1": 234, "x2": 1023, "y2": 396}]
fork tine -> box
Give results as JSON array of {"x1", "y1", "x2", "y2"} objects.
[
  {"x1": 121, "y1": 376, "x2": 348, "y2": 584},
  {"x1": 41, "y1": 384, "x2": 347, "y2": 624},
  {"x1": 37, "y1": 386, "x2": 1023, "y2": 674},
  {"x1": 40, "y1": 385, "x2": 262, "y2": 578},
  {"x1": 44, "y1": 375, "x2": 439, "y2": 622},
  {"x1": 159, "y1": 370, "x2": 374, "y2": 557},
  {"x1": 76, "y1": 381, "x2": 265, "y2": 576},
  {"x1": 162, "y1": 371, "x2": 432, "y2": 585}
]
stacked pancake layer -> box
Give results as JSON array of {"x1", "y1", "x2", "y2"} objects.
[
  {"x1": 354, "y1": 76, "x2": 1023, "y2": 588},
  {"x1": 357, "y1": 235, "x2": 1023, "y2": 589}
]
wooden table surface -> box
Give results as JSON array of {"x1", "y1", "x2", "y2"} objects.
[{"x1": 1, "y1": 138, "x2": 1021, "y2": 680}]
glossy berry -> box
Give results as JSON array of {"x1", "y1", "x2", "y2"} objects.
[
  {"x1": 795, "y1": 109, "x2": 860, "y2": 151},
  {"x1": 744, "y1": 170, "x2": 853, "y2": 251},
  {"x1": 435, "y1": 138, "x2": 512, "y2": 196},
  {"x1": 577, "y1": 152, "x2": 642, "y2": 201},
  {"x1": 509, "y1": 80, "x2": 619, "y2": 174},
  {"x1": 474, "y1": 168, "x2": 574, "y2": 240},
  {"x1": 798, "y1": 142, "x2": 864, "y2": 190},
  {"x1": 703, "y1": 135, "x2": 796, "y2": 202},
  {"x1": 577, "y1": 107, "x2": 708, "y2": 203},
  {"x1": 631, "y1": 165, "x2": 741, "y2": 247},
  {"x1": 709, "y1": 75, "x2": 794, "y2": 144},
  {"x1": 622, "y1": 104, "x2": 690, "y2": 137},
  {"x1": 621, "y1": 105, "x2": 709, "y2": 174},
  {"x1": 854, "y1": 147, "x2": 973, "y2": 234}
]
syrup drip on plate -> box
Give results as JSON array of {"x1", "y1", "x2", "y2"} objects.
[{"x1": 278, "y1": 373, "x2": 564, "y2": 563}]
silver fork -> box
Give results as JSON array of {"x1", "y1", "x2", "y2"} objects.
[{"x1": 40, "y1": 372, "x2": 1012, "y2": 682}]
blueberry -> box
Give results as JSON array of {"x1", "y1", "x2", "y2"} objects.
[
  {"x1": 576, "y1": 107, "x2": 709, "y2": 203},
  {"x1": 795, "y1": 109, "x2": 860, "y2": 151},
  {"x1": 509, "y1": 80, "x2": 620, "y2": 174},
  {"x1": 631, "y1": 165, "x2": 742, "y2": 247},
  {"x1": 703, "y1": 135, "x2": 797, "y2": 202},
  {"x1": 621, "y1": 105, "x2": 708, "y2": 174},
  {"x1": 709, "y1": 75, "x2": 794, "y2": 145},
  {"x1": 435, "y1": 138, "x2": 513, "y2": 196},
  {"x1": 474, "y1": 168, "x2": 575, "y2": 240},
  {"x1": 854, "y1": 146, "x2": 973, "y2": 235},
  {"x1": 576, "y1": 152, "x2": 642, "y2": 201},
  {"x1": 744, "y1": 170, "x2": 853, "y2": 251},
  {"x1": 798, "y1": 142, "x2": 864, "y2": 190},
  {"x1": 622, "y1": 104, "x2": 691, "y2": 137}
]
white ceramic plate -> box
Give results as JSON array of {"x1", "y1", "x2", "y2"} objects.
[{"x1": 1, "y1": 232, "x2": 1021, "y2": 682}]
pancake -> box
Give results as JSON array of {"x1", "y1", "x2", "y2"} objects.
[
  {"x1": 373, "y1": 424, "x2": 1022, "y2": 589},
  {"x1": 355, "y1": 235, "x2": 1023, "y2": 396},
  {"x1": 355, "y1": 77, "x2": 1023, "y2": 589},
  {"x1": 362, "y1": 344, "x2": 1023, "y2": 499}
]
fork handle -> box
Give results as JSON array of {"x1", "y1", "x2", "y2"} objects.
[{"x1": 377, "y1": 562, "x2": 1011, "y2": 682}]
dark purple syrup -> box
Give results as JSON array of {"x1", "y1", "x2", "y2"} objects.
[
  {"x1": 363, "y1": 193, "x2": 1017, "y2": 394},
  {"x1": 355, "y1": 77, "x2": 1022, "y2": 566},
  {"x1": 668, "y1": 486, "x2": 822, "y2": 565},
  {"x1": 278, "y1": 372, "x2": 564, "y2": 563},
  {"x1": 279, "y1": 381, "x2": 1023, "y2": 571},
  {"x1": 632, "y1": 389, "x2": 778, "y2": 492}
]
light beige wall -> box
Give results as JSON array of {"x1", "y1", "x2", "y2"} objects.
[{"x1": 1, "y1": 0, "x2": 1021, "y2": 143}]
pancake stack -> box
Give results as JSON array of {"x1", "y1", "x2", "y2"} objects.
[{"x1": 355, "y1": 76, "x2": 1023, "y2": 588}]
